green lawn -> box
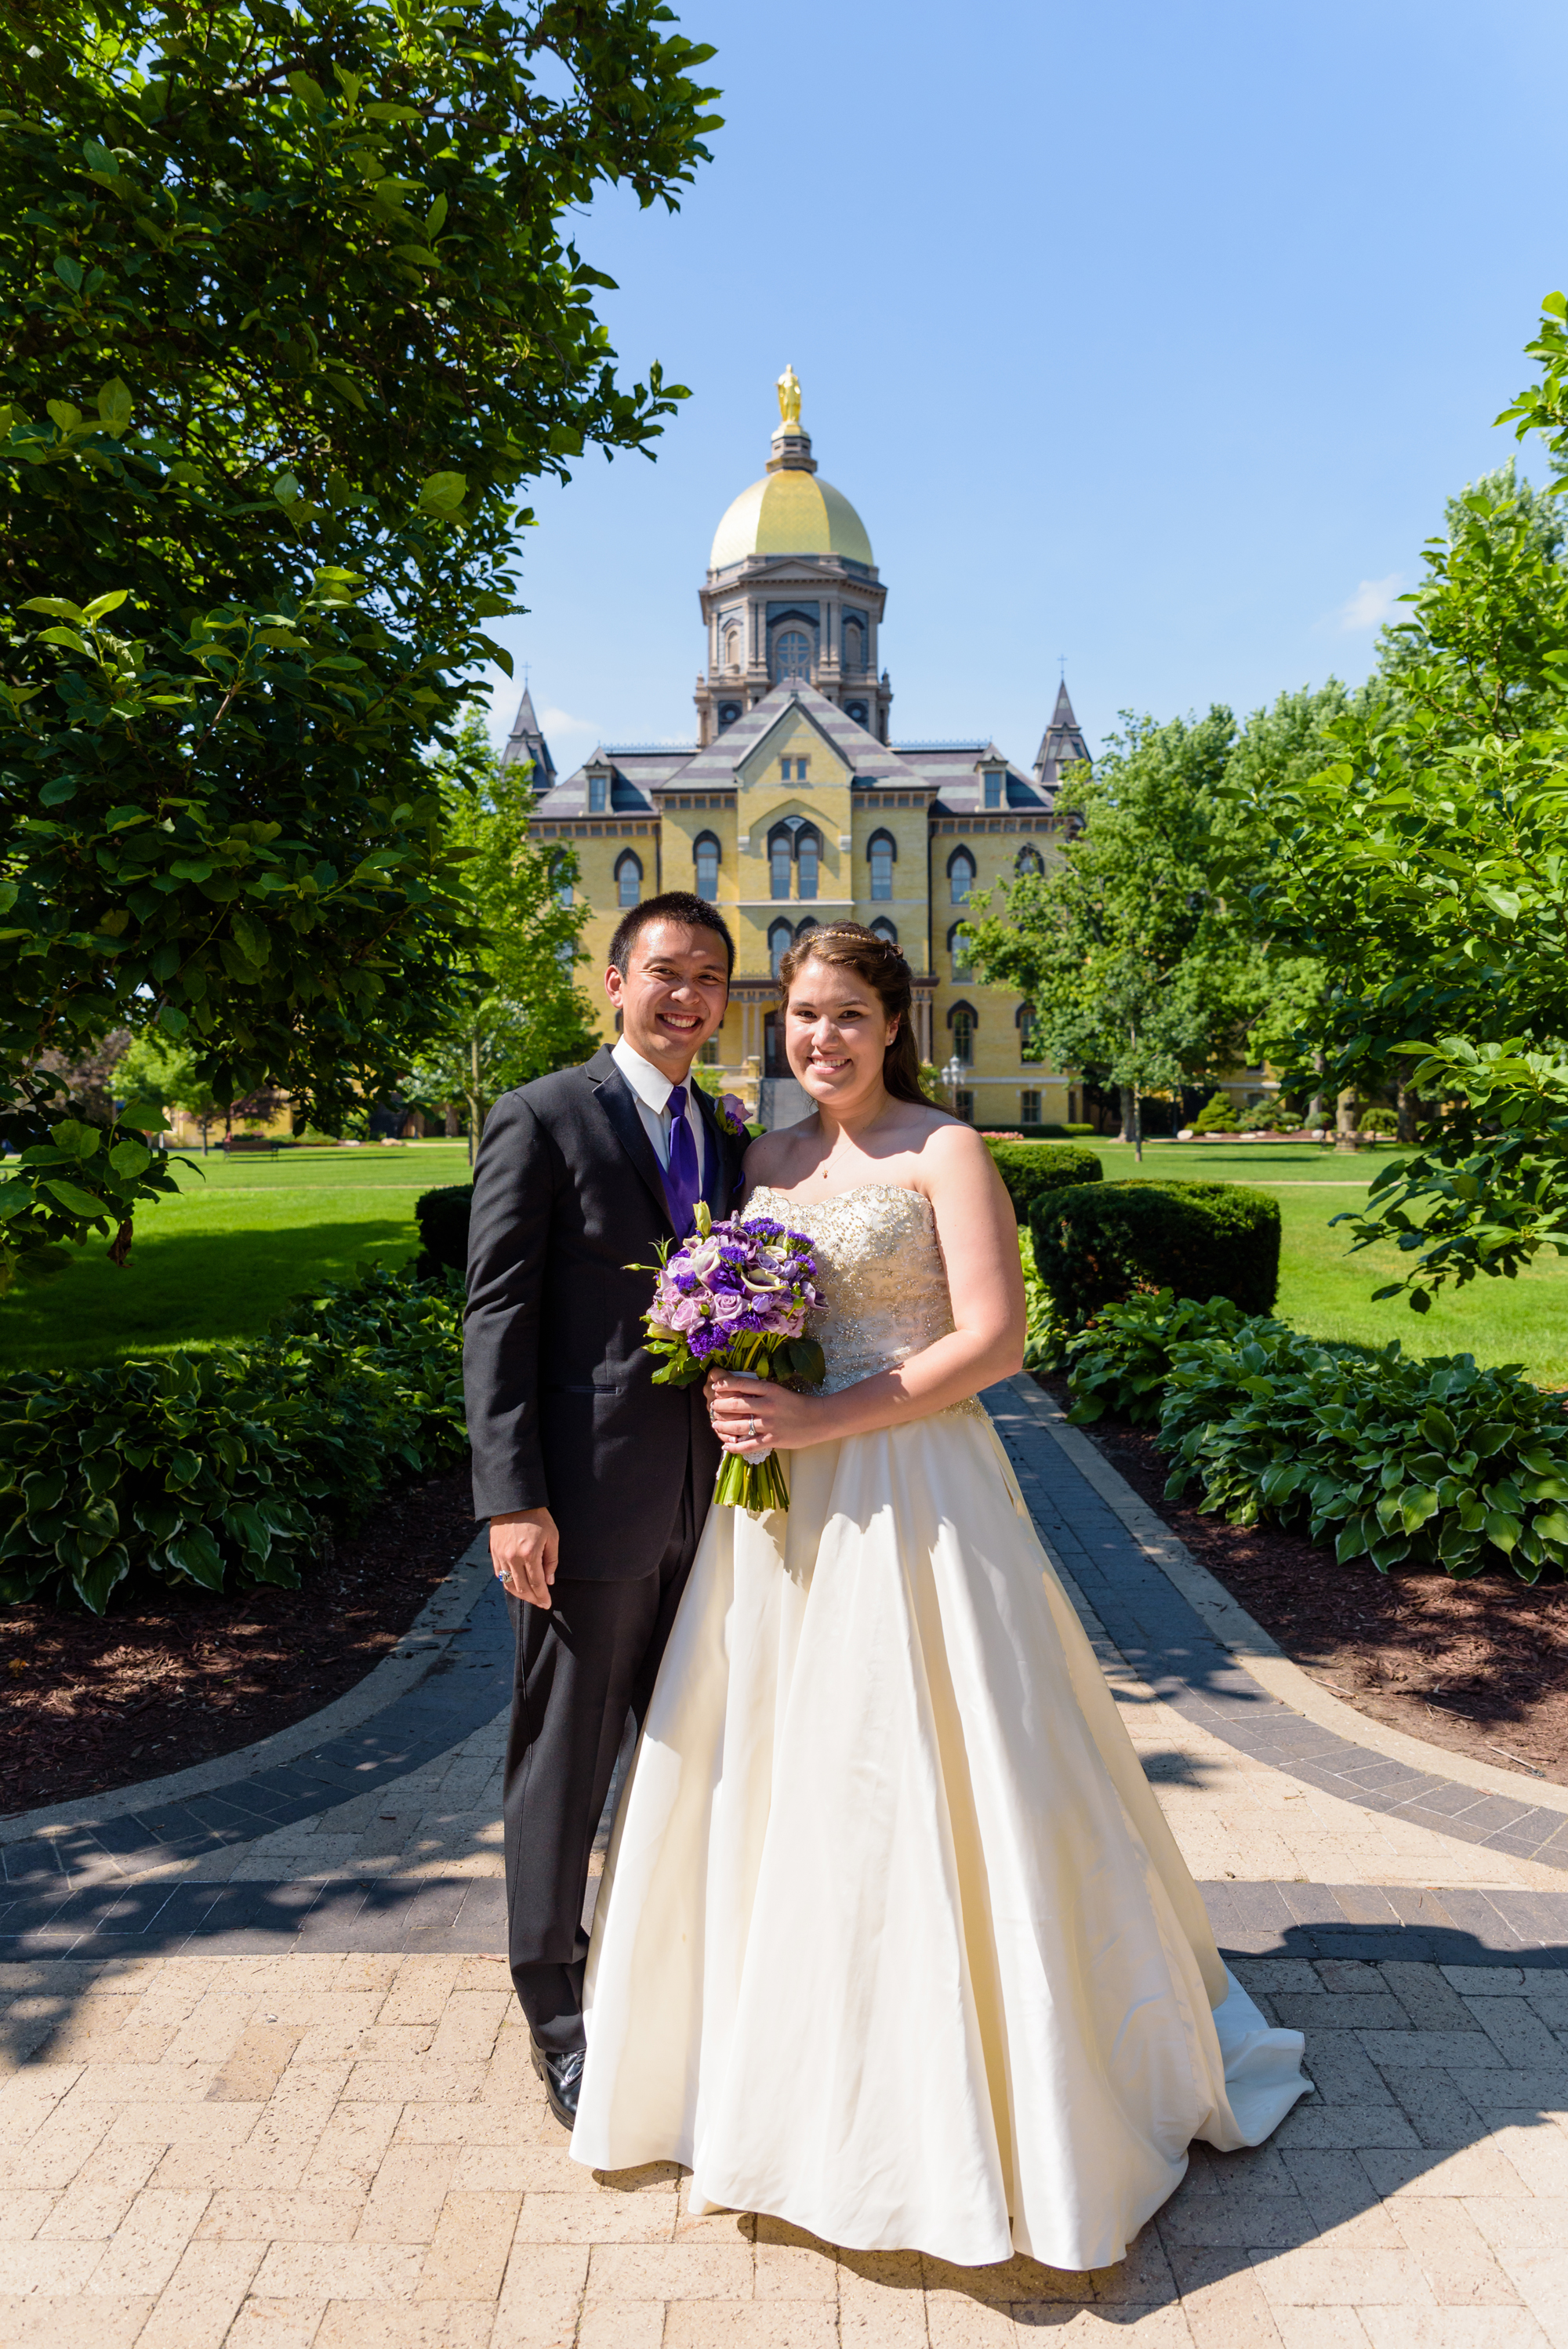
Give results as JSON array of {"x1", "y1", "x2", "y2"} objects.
[
  {"x1": 8, "y1": 1132, "x2": 1566, "y2": 1386},
  {"x1": 1094, "y1": 1138, "x2": 1568, "y2": 1383},
  {"x1": 4, "y1": 1140, "x2": 470, "y2": 1372}
]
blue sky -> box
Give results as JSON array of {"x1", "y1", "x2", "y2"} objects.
[{"x1": 481, "y1": 0, "x2": 1568, "y2": 778}]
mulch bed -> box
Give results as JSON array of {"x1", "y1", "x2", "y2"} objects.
[
  {"x1": 0, "y1": 1458, "x2": 480, "y2": 1818},
  {"x1": 1036, "y1": 1376, "x2": 1568, "y2": 1788}
]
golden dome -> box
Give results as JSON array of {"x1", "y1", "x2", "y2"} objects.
[{"x1": 709, "y1": 375, "x2": 874, "y2": 569}]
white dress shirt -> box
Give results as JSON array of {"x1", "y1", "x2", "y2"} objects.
[{"x1": 611, "y1": 1036, "x2": 709, "y2": 1194}]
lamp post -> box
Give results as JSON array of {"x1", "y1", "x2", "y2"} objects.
[{"x1": 941, "y1": 1054, "x2": 965, "y2": 1116}]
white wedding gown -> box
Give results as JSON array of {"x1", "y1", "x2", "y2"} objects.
[{"x1": 570, "y1": 1182, "x2": 1308, "y2": 2269}]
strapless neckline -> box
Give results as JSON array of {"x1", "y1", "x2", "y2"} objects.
[{"x1": 746, "y1": 1178, "x2": 933, "y2": 1219}]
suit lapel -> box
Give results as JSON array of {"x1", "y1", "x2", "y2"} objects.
[{"x1": 588, "y1": 1048, "x2": 673, "y2": 1233}]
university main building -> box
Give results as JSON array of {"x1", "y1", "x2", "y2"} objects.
[{"x1": 510, "y1": 371, "x2": 1089, "y2": 1127}]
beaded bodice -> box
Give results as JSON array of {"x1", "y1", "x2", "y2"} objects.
[{"x1": 746, "y1": 1182, "x2": 985, "y2": 1415}]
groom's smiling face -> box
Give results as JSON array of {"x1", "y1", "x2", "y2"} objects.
[{"x1": 605, "y1": 920, "x2": 730, "y2": 1074}]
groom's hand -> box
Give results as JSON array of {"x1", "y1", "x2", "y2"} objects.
[{"x1": 489, "y1": 1508, "x2": 559, "y2": 1608}]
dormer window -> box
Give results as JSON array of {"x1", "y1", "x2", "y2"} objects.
[
  {"x1": 588, "y1": 773, "x2": 608, "y2": 813},
  {"x1": 983, "y1": 770, "x2": 1004, "y2": 810},
  {"x1": 779, "y1": 757, "x2": 808, "y2": 782}
]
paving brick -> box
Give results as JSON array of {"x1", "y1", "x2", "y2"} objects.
[
  {"x1": 352, "y1": 2144, "x2": 459, "y2": 2245},
  {"x1": 1357, "y1": 2143, "x2": 1531, "y2": 2198},
  {"x1": 1246, "y1": 2246, "x2": 1436, "y2": 2307},
  {"x1": 491, "y1": 2239, "x2": 588, "y2": 2347},
  {"x1": 0, "y1": 2292, "x2": 154, "y2": 2345},
  {"x1": 227, "y1": 2296, "x2": 329, "y2": 2349},
  {"x1": 1461, "y1": 1999, "x2": 1566, "y2": 2069},
  {"x1": 1388, "y1": 2198, "x2": 1522, "y2": 2310},
  {"x1": 1163, "y1": 2246, "x2": 1286, "y2": 2347},
  {"x1": 413, "y1": 2188, "x2": 521, "y2": 2300},
  {"x1": 197, "y1": 2190, "x2": 365, "y2": 2242},
  {"x1": 249, "y1": 2242, "x2": 428, "y2": 2299},
  {"x1": 664, "y1": 2307, "x2": 842, "y2": 2347},
  {"x1": 316, "y1": 2306, "x2": 494, "y2": 2348},
  {"x1": 1360, "y1": 2317, "x2": 1550, "y2": 2349},
  {"x1": 137, "y1": 2240, "x2": 267, "y2": 2349}
]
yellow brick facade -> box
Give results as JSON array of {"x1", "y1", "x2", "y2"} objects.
[{"x1": 515, "y1": 377, "x2": 1090, "y2": 1131}]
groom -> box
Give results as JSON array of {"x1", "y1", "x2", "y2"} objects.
[{"x1": 463, "y1": 891, "x2": 745, "y2": 2127}]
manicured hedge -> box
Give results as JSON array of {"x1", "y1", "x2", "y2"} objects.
[
  {"x1": 985, "y1": 1142, "x2": 1102, "y2": 1223},
  {"x1": 1062, "y1": 1290, "x2": 1568, "y2": 1585},
  {"x1": 0, "y1": 1265, "x2": 466, "y2": 1614},
  {"x1": 415, "y1": 1182, "x2": 474, "y2": 1279},
  {"x1": 1029, "y1": 1178, "x2": 1281, "y2": 1325}
]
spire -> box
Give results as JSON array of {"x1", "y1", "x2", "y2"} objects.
[
  {"x1": 1033, "y1": 677, "x2": 1088, "y2": 790},
  {"x1": 766, "y1": 362, "x2": 817, "y2": 475},
  {"x1": 500, "y1": 681, "x2": 555, "y2": 786}
]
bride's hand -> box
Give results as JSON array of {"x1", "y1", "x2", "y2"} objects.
[{"x1": 706, "y1": 1372, "x2": 827, "y2": 1453}]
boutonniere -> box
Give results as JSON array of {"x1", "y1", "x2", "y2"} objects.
[{"x1": 716, "y1": 1092, "x2": 749, "y2": 1138}]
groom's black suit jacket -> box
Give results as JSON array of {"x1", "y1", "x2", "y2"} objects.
[{"x1": 463, "y1": 1044, "x2": 746, "y2": 1581}]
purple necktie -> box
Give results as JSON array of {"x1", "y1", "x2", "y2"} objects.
[{"x1": 663, "y1": 1083, "x2": 702, "y2": 1236}]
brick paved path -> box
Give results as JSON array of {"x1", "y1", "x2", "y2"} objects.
[{"x1": 5, "y1": 1378, "x2": 1568, "y2": 2345}]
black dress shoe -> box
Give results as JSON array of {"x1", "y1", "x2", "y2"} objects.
[{"x1": 531, "y1": 2039, "x2": 586, "y2": 2129}]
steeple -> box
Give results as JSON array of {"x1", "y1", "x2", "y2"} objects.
[
  {"x1": 1033, "y1": 679, "x2": 1088, "y2": 790},
  {"x1": 500, "y1": 682, "x2": 556, "y2": 786}
]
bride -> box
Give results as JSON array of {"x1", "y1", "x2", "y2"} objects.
[{"x1": 569, "y1": 922, "x2": 1307, "y2": 2270}]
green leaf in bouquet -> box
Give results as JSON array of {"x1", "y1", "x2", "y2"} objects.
[{"x1": 778, "y1": 1338, "x2": 826, "y2": 1387}]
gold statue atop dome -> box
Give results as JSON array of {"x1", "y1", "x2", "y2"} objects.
[{"x1": 775, "y1": 364, "x2": 802, "y2": 428}]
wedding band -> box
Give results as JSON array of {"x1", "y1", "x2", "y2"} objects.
[{"x1": 748, "y1": 1416, "x2": 758, "y2": 1439}]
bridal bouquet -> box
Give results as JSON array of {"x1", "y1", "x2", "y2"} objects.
[{"x1": 636, "y1": 1203, "x2": 824, "y2": 1513}]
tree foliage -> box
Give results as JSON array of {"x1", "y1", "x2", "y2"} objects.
[
  {"x1": 963, "y1": 708, "x2": 1269, "y2": 1149},
  {"x1": 0, "y1": 0, "x2": 719, "y2": 1276},
  {"x1": 1250, "y1": 419, "x2": 1568, "y2": 1305},
  {"x1": 400, "y1": 707, "x2": 599, "y2": 1141}
]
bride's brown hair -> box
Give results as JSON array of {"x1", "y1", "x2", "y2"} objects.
[{"x1": 776, "y1": 923, "x2": 934, "y2": 1108}]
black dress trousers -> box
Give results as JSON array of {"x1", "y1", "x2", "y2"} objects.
[{"x1": 503, "y1": 1441, "x2": 701, "y2": 2053}]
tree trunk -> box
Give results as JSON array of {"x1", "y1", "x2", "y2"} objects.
[
  {"x1": 1396, "y1": 1081, "x2": 1421, "y2": 1145},
  {"x1": 1305, "y1": 1051, "x2": 1326, "y2": 1129},
  {"x1": 1119, "y1": 1084, "x2": 1137, "y2": 1145},
  {"x1": 1334, "y1": 1087, "x2": 1362, "y2": 1153},
  {"x1": 465, "y1": 1033, "x2": 488, "y2": 1169},
  {"x1": 1132, "y1": 1084, "x2": 1144, "y2": 1164},
  {"x1": 444, "y1": 1102, "x2": 460, "y2": 1138}
]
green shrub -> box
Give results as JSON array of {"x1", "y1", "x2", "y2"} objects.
[
  {"x1": 1358, "y1": 1106, "x2": 1399, "y2": 1137},
  {"x1": 1018, "y1": 1229, "x2": 1072, "y2": 1374},
  {"x1": 415, "y1": 1183, "x2": 474, "y2": 1279},
  {"x1": 0, "y1": 1265, "x2": 466, "y2": 1614},
  {"x1": 1060, "y1": 1291, "x2": 1568, "y2": 1585},
  {"x1": 1029, "y1": 1180, "x2": 1281, "y2": 1326},
  {"x1": 1192, "y1": 1092, "x2": 1240, "y2": 1133},
  {"x1": 985, "y1": 1142, "x2": 1103, "y2": 1223},
  {"x1": 1062, "y1": 1288, "x2": 1259, "y2": 1423}
]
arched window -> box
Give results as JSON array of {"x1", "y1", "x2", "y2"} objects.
[
  {"x1": 842, "y1": 618, "x2": 864, "y2": 673},
  {"x1": 1018, "y1": 1003, "x2": 1041, "y2": 1063},
  {"x1": 556, "y1": 878, "x2": 574, "y2": 909},
  {"x1": 721, "y1": 623, "x2": 741, "y2": 670},
  {"x1": 868, "y1": 828, "x2": 896, "y2": 902},
  {"x1": 870, "y1": 917, "x2": 898, "y2": 946},
  {"x1": 793, "y1": 917, "x2": 818, "y2": 947},
  {"x1": 948, "y1": 846, "x2": 976, "y2": 906},
  {"x1": 615, "y1": 850, "x2": 642, "y2": 909},
  {"x1": 947, "y1": 922, "x2": 971, "y2": 982},
  {"x1": 768, "y1": 918, "x2": 793, "y2": 979},
  {"x1": 773, "y1": 629, "x2": 811, "y2": 683},
  {"x1": 796, "y1": 826, "x2": 820, "y2": 902},
  {"x1": 948, "y1": 1001, "x2": 977, "y2": 1066},
  {"x1": 693, "y1": 831, "x2": 720, "y2": 902},
  {"x1": 768, "y1": 824, "x2": 793, "y2": 902},
  {"x1": 1015, "y1": 844, "x2": 1044, "y2": 877}
]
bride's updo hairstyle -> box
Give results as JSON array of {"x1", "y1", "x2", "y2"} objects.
[{"x1": 776, "y1": 923, "x2": 934, "y2": 1107}]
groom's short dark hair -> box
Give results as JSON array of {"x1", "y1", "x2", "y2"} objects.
[{"x1": 609, "y1": 892, "x2": 735, "y2": 979}]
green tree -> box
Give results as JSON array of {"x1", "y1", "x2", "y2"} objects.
[
  {"x1": 0, "y1": 0, "x2": 719, "y2": 1279},
  {"x1": 1252, "y1": 389, "x2": 1568, "y2": 1304},
  {"x1": 115, "y1": 1029, "x2": 226, "y2": 1151},
  {"x1": 964, "y1": 708, "x2": 1265, "y2": 1155},
  {"x1": 401, "y1": 707, "x2": 599, "y2": 1153}
]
